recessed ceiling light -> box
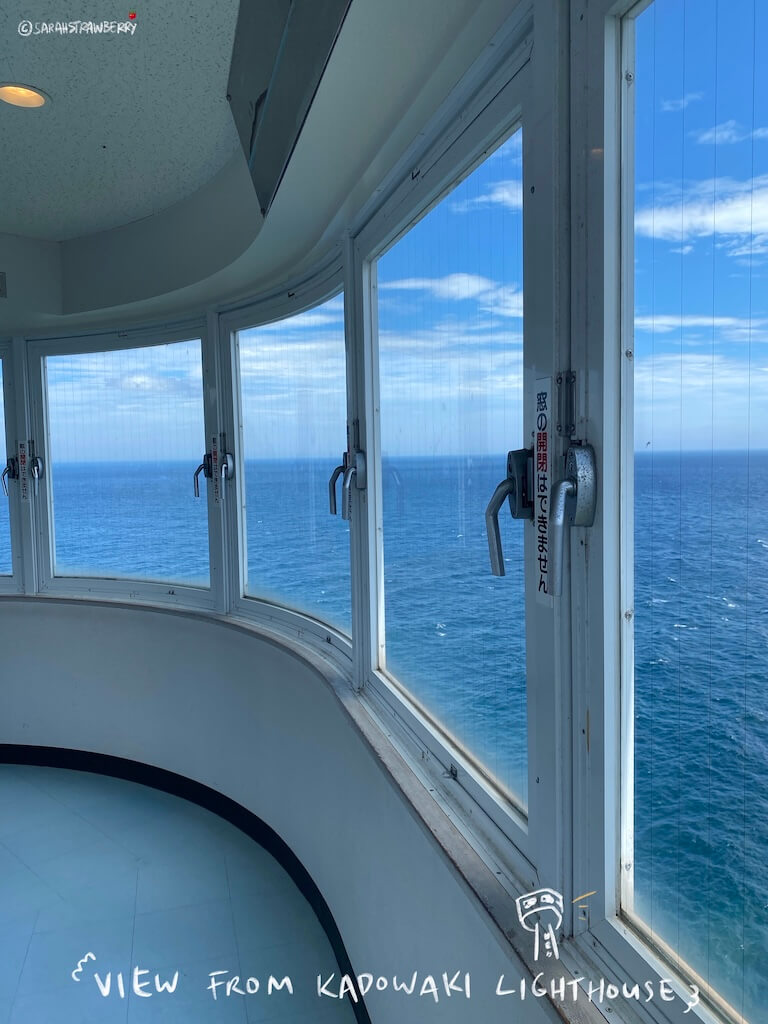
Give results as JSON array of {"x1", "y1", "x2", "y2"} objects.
[{"x1": 0, "y1": 83, "x2": 50, "y2": 108}]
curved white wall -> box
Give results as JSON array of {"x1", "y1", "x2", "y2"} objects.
[{"x1": 0, "y1": 598, "x2": 555, "y2": 1024}]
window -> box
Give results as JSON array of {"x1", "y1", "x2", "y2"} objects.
[
  {"x1": 42, "y1": 339, "x2": 209, "y2": 585},
  {"x1": 235, "y1": 296, "x2": 350, "y2": 632},
  {"x1": 375, "y1": 130, "x2": 527, "y2": 805},
  {"x1": 624, "y1": 2, "x2": 768, "y2": 1018},
  {"x1": 0, "y1": 359, "x2": 10, "y2": 576}
]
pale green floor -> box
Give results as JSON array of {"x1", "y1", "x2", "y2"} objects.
[{"x1": 0, "y1": 765, "x2": 356, "y2": 1024}]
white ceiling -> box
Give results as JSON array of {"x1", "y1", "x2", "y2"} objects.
[
  {"x1": 0, "y1": 0, "x2": 516, "y2": 332},
  {"x1": 0, "y1": 0, "x2": 241, "y2": 241}
]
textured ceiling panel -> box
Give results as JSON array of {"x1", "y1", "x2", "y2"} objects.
[{"x1": 0, "y1": 0, "x2": 241, "y2": 240}]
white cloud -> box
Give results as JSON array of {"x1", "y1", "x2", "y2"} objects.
[
  {"x1": 726, "y1": 233, "x2": 768, "y2": 260},
  {"x1": 634, "y1": 314, "x2": 768, "y2": 340},
  {"x1": 660, "y1": 93, "x2": 703, "y2": 113},
  {"x1": 380, "y1": 273, "x2": 496, "y2": 300},
  {"x1": 694, "y1": 120, "x2": 768, "y2": 145},
  {"x1": 450, "y1": 178, "x2": 523, "y2": 213},
  {"x1": 635, "y1": 175, "x2": 768, "y2": 255},
  {"x1": 634, "y1": 352, "x2": 768, "y2": 448},
  {"x1": 483, "y1": 284, "x2": 523, "y2": 319},
  {"x1": 380, "y1": 274, "x2": 523, "y2": 318}
]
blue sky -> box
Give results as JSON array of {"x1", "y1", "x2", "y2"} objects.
[
  {"x1": 36, "y1": 0, "x2": 768, "y2": 461},
  {"x1": 633, "y1": 0, "x2": 768, "y2": 450}
]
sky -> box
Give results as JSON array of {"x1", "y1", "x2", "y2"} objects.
[
  {"x1": 21, "y1": 0, "x2": 768, "y2": 462},
  {"x1": 633, "y1": 0, "x2": 768, "y2": 451}
]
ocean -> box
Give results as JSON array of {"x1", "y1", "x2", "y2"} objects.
[{"x1": 0, "y1": 450, "x2": 766, "y2": 1020}]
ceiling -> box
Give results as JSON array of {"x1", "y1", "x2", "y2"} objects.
[
  {"x1": 0, "y1": 0, "x2": 241, "y2": 241},
  {"x1": 0, "y1": 0, "x2": 516, "y2": 331}
]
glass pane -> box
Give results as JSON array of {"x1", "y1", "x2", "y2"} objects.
[
  {"x1": 377, "y1": 129, "x2": 526, "y2": 805},
  {"x1": 0, "y1": 361, "x2": 10, "y2": 575},
  {"x1": 237, "y1": 296, "x2": 350, "y2": 632},
  {"x1": 46, "y1": 340, "x2": 208, "y2": 584},
  {"x1": 630, "y1": 2, "x2": 768, "y2": 1018}
]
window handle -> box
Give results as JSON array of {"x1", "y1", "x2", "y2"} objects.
[
  {"x1": 30, "y1": 455, "x2": 44, "y2": 497},
  {"x1": 485, "y1": 448, "x2": 533, "y2": 576},
  {"x1": 1, "y1": 457, "x2": 18, "y2": 497},
  {"x1": 328, "y1": 454, "x2": 347, "y2": 515},
  {"x1": 193, "y1": 454, "x2": 212, "y2": 498},
  {"x1": 219, "y1": 452, "x2": 234, "y2": 504},
  {"x1": 341, "y1": 450, "x2": 366, "y2": 521},
  {"x1": 549, "y1": 443, "x2": 596, "y2": 596}
]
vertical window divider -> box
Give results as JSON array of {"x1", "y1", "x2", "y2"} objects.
[
  {"x1": 518, "y1": 0, "x2": 572, "y2": 911},
  {"x1": 618, "y1": 8, "x2": 637, "y2": 924},
  {"x1": 344, "y1": 232, "x2": 377, "y2": 691},
  {"x1": 203, "y1": 311, "x2": 229, "y2": 615},
  {"x1": 0, "y1": 342, "x2": 23, "y2": 591},
  {"x1": 567, "y1": 0, "x2": 626, "y2": 951},
  {"x1": 568, "y1": 0, "x2": 595, "y2": 943},
  {"x1": 220, "y1": 315, "x2": 246, "y2": 617},
  {"x1": 363, "y1": 254, "x2": 385, "y2": 685},
  {"x1": 24, "y1": 341, "x2": 52, "y2": 595}
]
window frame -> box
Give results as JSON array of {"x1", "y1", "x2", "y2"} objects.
[
  {"x1": 566, "y1": 2, "x2": 732, "y2": 1023},
  {"x1": 0, "y1": 340, "x2": 24, "y2": 592},
  {"x1": 26, "y1": 321, "x2": 222, "y2": 611},
  {"x1": 348, "y1": 4, "x2": 572, "y2": 895},
  {"x1": 217, "y1": 257, "x2": 354, "y2": 669}
]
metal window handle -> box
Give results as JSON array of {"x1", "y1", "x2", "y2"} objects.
[
  {"x1": 1, "y1": 457, "x2": 18, "y2": 497},
  {"x1": 341, "y1": 450, "x2": 366, "y2": 521},
  {"x1": 485, "y1": 448, "x2": 533, "y2": 576},
  {"x1": 549, "y1": 443, "x2": 597, "y2": 596},
  {"x1": 486, "y1": 478, "x2": 517, "y2": 576},
  {"x1": 30, "y1": 455, "x2": 44, "y2": 497},
  {"x1": 328, "y1": 461, "x2": 345, "y2": 515},
  {"x1": 220, "y1": 453, "x2": 234, "y2": 483},
  {"x1": 194, "y1": 453, "x2": 213, "y2": 497}
]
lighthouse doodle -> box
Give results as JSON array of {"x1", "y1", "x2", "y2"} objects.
[{"x1": 515, "y1": 888, "x2": 564, "y2": 961}]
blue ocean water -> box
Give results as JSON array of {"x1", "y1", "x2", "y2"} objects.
[
  {"x1": 633, "y1": 451, "x2": 768, "y2": 1020},
  {"x1": 1, "y1": 451, "x2": 766, "y2": 1017}
]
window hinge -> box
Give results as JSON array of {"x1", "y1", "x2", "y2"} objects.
[{"x1": 556, "y1": 370, "x2": 576, "y2": 437}]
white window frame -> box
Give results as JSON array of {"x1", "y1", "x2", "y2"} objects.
[
  {"x1": 565, "y1": 2, "x2": 730, "y2": 1023},
  {"x1": 347, "y1": 1, "x2": 573, "y2": 905},
  {"x1": 0, "y1": 340, "x2": 24, "y2": 592},
  {"x1": 25, "y1": 321, "x2": 222, "y2": 611},
  {"x1": 217, "y1": 254, "x2": 354, "y2": 670}
]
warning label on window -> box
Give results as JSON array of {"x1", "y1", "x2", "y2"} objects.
[
  {"x1": 18, "y1": 441, "x2": 28, "y2": 502},
  {"x1": 535, "y1": 378, "x2": 552, "y2": 606}
]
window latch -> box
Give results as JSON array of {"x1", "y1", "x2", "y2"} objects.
[
  {"x1": 328, "y1": 451, "x2": 349, "y2": 515},
  {"x1": 549, "y1": 443, "x2": 596, "y2": 596},
  {"x1": 218, "y1": 430, "x2": 236, "y2": 505},
  {"x1": 1, "y1": 456, "x2": 18, "y2": 496},
  {"x1": 29, "y1": 452, "x2": 44, "y2": 497},
  {"x1": 193, "y1": 453, "x2": 213, "y2": 497},
  {"x1": 220, "y1": 453, "x2": 234, "y2": 481},
  {"x1": 485, "y1": 448, "x2": 534, "y2": 576},
  {"x1": 341, "y1": 450, "x2": 366, "y2": 521}
]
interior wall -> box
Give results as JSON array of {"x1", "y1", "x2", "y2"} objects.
[
  {"x1": 0, "y1": 233, "x2": 62, "y2": 318},
  {"x1": 0, "y1": 597, "x2": 556, "y2": 1024},
  {"x1": 61, "y1": 155, "x2": 263, "y2": 314}
]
